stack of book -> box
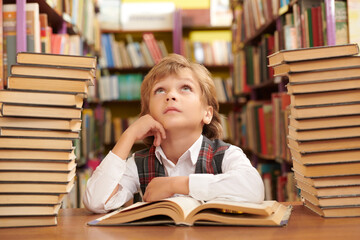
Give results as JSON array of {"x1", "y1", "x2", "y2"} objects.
[
  {"x1": 268, "y1": 43, "x2": 360, "y2": 218},
  {"x1": 0, "y1": 52, "x2": 96, "y2": 228}
]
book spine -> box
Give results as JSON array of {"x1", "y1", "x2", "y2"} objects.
[
  {"x1": 16, "y1": 0, "x2": 27, "y2": 52},
  {"x1": 0, "y1": 0, "x2": 3, "y2": 89},
  {"x1": 325, "y1": 0, "x2": 336, "y2": 45}
]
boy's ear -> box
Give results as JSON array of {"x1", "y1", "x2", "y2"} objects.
[{"x1": 203, "y1": 106, "x2": 213, "y2": 124}]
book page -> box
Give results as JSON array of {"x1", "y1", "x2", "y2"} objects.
[
  {"x1": 165, "y1": 196, "x2": 202, "y2": 219},
  {"x1": 195, "y1": 199, "x2": 278, "y2": 216}
]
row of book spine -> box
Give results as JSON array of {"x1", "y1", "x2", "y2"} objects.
[
  {"x1": 0, "y1": 52, "x2": 96, "y2": 228},
  {"x1": 1, "y1": 1, "x2": 100, "y2": 90},
  {"x1": 240, "y1": 93, "x2": 291, "y2": 162},
  {"x1": 182, "y1": 39, "x2": 233, "y2": 66},
  {"x1": 231, "y1": 0, "x2": 356, "y2": 93},
  {"x1": 100, "y1": 32, "x2": 169, "y2": 69}
]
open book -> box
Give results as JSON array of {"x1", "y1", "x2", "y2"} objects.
[{"x1": 88, "y1": 196, "x2": 292, "y2": 227}]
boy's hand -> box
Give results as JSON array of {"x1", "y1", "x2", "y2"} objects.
[
  {"x1": 143, "y1": 176, "x2": 189, "y2": 202},
  {"x1": 112, "y1": 114, "x2": 166, "y2": 159},
  {"x1": 128, "y1": 114, "x2": 166, "y2": 147}
]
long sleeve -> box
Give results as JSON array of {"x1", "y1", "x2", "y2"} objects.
[
  {"x1": 83, "y1": 151, "x2": 139, "y2": 213},
  {"x1": 188, "y1": 145, "x2": 264, "y2": 203}
]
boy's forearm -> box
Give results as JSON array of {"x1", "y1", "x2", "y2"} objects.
[
  {"x1": 172, "y1": 176, "x2": 189, "y2": 195},
  {"x1": 112, "y1": 130, "x2": 136, "y2": 160}
]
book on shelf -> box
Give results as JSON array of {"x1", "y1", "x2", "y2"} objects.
[
  {"x1": 142, "y1": 33, "x2": 163, "y2": 64},
  {"x1": 0, "y1": 90, "x2": 84, "y2": 108},
  {"x1": 7, "y1": 75, "x2": 90, "y2": 95},
  {"x1": 289, "y1": 146, "x2": 360, "y2": 165},
  {"x1": 0, "y1": 193, "x2": 67, "y2": 205},
  {"x1": 289, "y1": 89, "x2": 360, "y2": 107},
  {"x1": 288, "y1": 136, "x2": 360, "y2": 152},
  {"x1": 267, "y1": 44, "x2": 359, "y2": 66},
  {"x1": 294, "y1": 170, "x2": 360, "y2": 188},
  {"x1": 0, "y1": 128, "x2": 79, "y2": 139},
  {"x1": 0, "y1": 215, "x2": 57, "y2": 228},
  {"x1": 289, "y1": 115, "x2": 360, "y2": 130},
  {"x1": 292, "y1": 159, "x2": 360, "y2": 178},
  {"x1": 289, "y1": 102, "x2": 360, "y2": 119},
  {"x1": 16, "y1": 52, "x2": 97, "y2": 69},
  {"x1": 0, "y1": 137, "x2": 73, "y2": 151},
  {"x1": 3, "y1": 3, "x2": 41, "y2": 87},
  {"x1": 304, "y1": 199, "x2": 360, "y2": 218},
  {"x1": 285, "y1": 66, "x2": 360, "y2": 83},
  {"x1": 0, "y1": 117, "x2": 81, "y2": 131},
  {"x1": 0, "y1": 159, "x2": 76, "y2": 172},
  {"x1": 288, "y1": 125, "x2": 360, "y2": 141},
  {"x1": 0, "y1": 177, "x2": 75, "y2": 194},
  {"x1": 88, "y1": 196, "x2": 292, "y2": 227},
  {"x1": 0, "y1": 167, "x2": 76, "y2": 182},
  {"x1": 286, "y1": 77, "x2": 360, "y2": 94},
  {"x1": 300, "y1": 189, "x2": 360, "y2": 208},
  {"x1": 272, "y1": 56, "x2": 360, "y2": 76},
  {"x1": 0, "y1": 103, "x2": 82, "y2": 119},
  {"x1": 10, "y1": 64, "x2": 96, "y2": 86},
  {"x1": 0, "y1": 0, "x2": 4, "y2": 90},
  {"x1": 0, "y1": 204, "x2": 61, "y2": 216}
]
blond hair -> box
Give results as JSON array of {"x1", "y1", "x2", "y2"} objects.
[{"x1": 140, "y1": 54, "x2": 222, "y2": 146}]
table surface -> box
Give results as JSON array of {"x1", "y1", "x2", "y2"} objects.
[{"x1": 1, "y1": 202, "x2": 360, "y2": 240}]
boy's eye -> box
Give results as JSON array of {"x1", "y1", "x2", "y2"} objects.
[
  {"x1": 182, "y1": 85, "x2": 192, "y2": 92},
  {"x1": 154, "y1": 88, "x2": 165, "y2": 94}
]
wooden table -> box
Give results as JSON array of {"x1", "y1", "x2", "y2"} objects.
[{"x1": 0, "y1": 202, "x2": 360, "y2": 240}]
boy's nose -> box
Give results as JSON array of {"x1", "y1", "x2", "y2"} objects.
[
  {"x1": 166, "y1": 96, "x2": 176, "y2": 101},
  {"x1": 166, "y1": 90, "x2": 177, "y2": 101}
]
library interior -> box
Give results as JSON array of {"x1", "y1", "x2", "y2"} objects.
[{"x1": 0, "y1": 0, "x2": 360, "y2": 238}]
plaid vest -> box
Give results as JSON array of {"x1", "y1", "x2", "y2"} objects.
[{"x1": 134, "y1": 136, "x2": 230, "y2": 196}]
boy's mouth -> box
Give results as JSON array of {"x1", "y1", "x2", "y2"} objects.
[{"x1": 164, "y1": 107, "x2": 180, "y2": 114}]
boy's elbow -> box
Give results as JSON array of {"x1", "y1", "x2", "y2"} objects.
[{"x1": 82, "y1": 190, "x2": 107, "y2": 214}]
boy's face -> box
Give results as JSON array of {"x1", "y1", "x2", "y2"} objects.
[{"x1": 149, "y1": 68, "x2": 213, "y2": 133}]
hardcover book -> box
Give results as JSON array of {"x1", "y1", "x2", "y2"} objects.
[
  {"x1": 0, "y1": 117, "x2": 81, "y2": 131},
  {"x1": 0, "y1": 90, "x2": 84, "y2": 108},
  {"x1": 267, "y1": 44, "x2": 359, "y2": 66},
  {"x1": 304, "y1": 198, "x2": 360, "y2": 217},
  {"x1": 7, "y1": 75, "x2": 89, "y2": 95},
  {"x1": 286, "y1": 77, "x2": 360, "y2": 94},
  {"x1": 0, "y1": 215, "x2": 57, "y2": 228},
  {"x1": 0, "y1": 159, "x2": 76, "y2": 171},
  {"x1": 0, "y1": 103, "x2": 82, "y2": 119},
  {"x1": 10, "y1": 64, "x2": 96, "y2": 86},
  {"x1": 88, "y1": 196, "x2": 292, "y2": 227},
  {"x1": 16, "y1": 52, "x2": 97, "y2": 69}
]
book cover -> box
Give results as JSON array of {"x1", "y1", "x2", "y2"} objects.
[
  {"x1": 294, "y1": 170, "x2": 360, "y2": 188},
  {"x1": 0, "y1": 215, "x2": 57, "y2": 228},
  {"x1": 293, "y1": 159, "x2": 360, "y2": 178},
  {"x1": 267, "y1": 43, "x2": 359, "y2": 66},
  {"x1": 0, "y1": 158, "x2": 76, "y2": 171},
  {"x1": 0, "y1": 117, "x2": 81, "y2": 131},
  {"x1": 289, "y1": 146, "x2": 360, "y2": 165},
  {"x1": 0, "y1": 102, "x2": 82, "y2": 119},
  {"x1": 16, "y1": 52, "x2": 97, "y2": 69},
  {"x1": 7, "y1": 75, "x2": 89, "y2": 95},
  {"x1": 0, "y1": 90, "x2": 84, "y2": 108}
]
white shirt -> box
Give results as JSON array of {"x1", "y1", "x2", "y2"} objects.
[{"x1": 83, "y1": 135, "x2": 265, "y2": 213}]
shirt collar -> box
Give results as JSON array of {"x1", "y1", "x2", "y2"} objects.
[{"x1": 155, "y1": 135, "x2": 203, "y2": 165}]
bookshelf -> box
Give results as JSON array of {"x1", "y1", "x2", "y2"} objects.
[
  {"x1": 77, "y1": 6, "x2": 238, "y2": 208},
  {"x1": 231, "y1": 0, "x2": 354, "y2": 202}
]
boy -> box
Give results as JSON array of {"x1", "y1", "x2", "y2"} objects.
[{"x1": 84, "y1": 54, "x2": 264, "y2": 213}]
